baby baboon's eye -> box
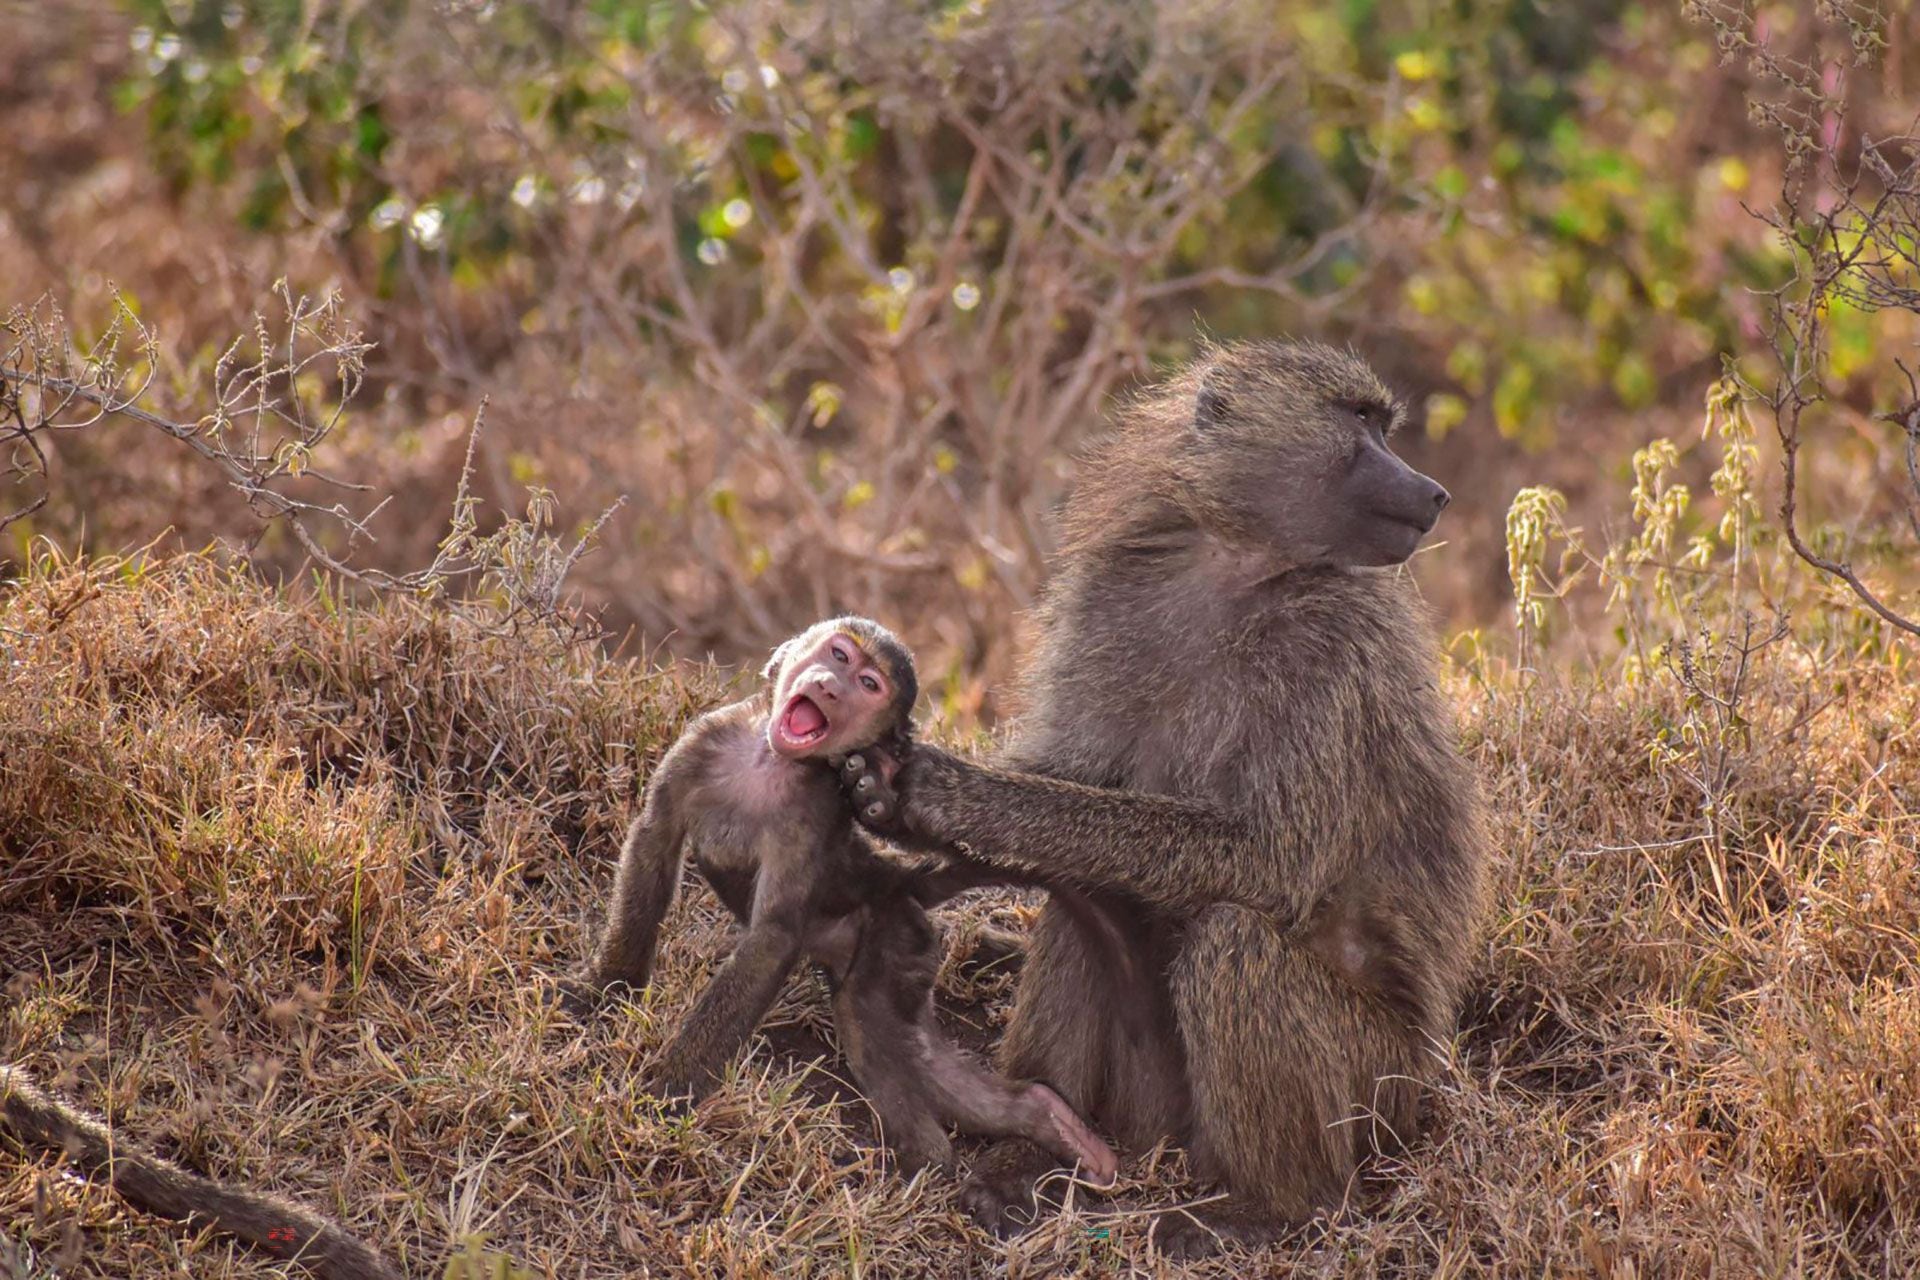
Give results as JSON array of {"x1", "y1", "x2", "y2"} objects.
[
  {"x1": 859, "y1": 674, "x2": 880, "y2": 693},
  {"x1": 831, "y1": 644, "x2": 849, "y2": 663}
]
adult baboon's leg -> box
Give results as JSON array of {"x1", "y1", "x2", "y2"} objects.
[{"x1": 1166, "y1": 905, "x2": 1422, "y2": 1248}]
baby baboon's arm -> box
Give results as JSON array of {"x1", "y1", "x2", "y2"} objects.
[
  {"x1": 586, "y1": 804, "x2": 684, "y2": 991},
  {"x1": 581, "y1": 742, "x2": 696, "y2": 995},
  {"x1": 846, "y1": 746, "x2": 1331, "y2": 923},
  {"x1": 648, "y1": 864, "x2": 810, "y2": 1101}
]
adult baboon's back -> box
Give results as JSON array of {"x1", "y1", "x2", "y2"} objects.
[{"x1": 845, "y1": 340, "x2": 1489, "y2": 1251}]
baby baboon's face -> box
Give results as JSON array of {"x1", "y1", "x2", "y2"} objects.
[
  {"x1": 764, "y1": 621, "x2": 913, "y2": 761},
  {"x1": 1185, "y1": 343, "x2": 1450, "y2": 568}
]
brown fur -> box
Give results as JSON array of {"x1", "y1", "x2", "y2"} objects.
[
  {"x1": 843, "y1": 340, "x2": 1488, "y2": 1253},
  {"x1": 570, "y1": 618, "x2": 1116, "y2": 1182},
  {"x1": 0, "y1": 1066, "x2": 403, "y2": 1280}
]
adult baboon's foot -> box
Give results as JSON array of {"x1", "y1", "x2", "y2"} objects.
[
  {"x1": 955, "y1": 923, "x2": 1028, "y2": 978},
  {"x1": 1149, "y1": 1200, "x2": 1289, "y2": 1260},
  {"x1": 959, "y1": 1138, "x2": 1059, "y2": 1238}
]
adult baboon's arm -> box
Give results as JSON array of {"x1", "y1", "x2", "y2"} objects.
[{"x1": 846, "y1": 745, "x2": 1329, "y2": 921}]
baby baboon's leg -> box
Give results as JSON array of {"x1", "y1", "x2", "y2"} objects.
[
  {"x1": 963, "y1": 892, "x2": 1183, "y2": 1234},
  {"x1": 650, "y1": 920, "x2": 802, "y2": 1101},
  {"x1": 831, "y1": 981, "x2": 953, "y2": 1173},
  {"x1": 829, "y1": 902, "x2": 953, "y2": 1172},
  {"x1": 919, "y1": 1033, "x2": 1118, "y2": 1184}
]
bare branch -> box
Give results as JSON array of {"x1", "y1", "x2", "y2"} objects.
[{"x1": 1689, "y1": 0, "x2": 1919, "y2": 636}]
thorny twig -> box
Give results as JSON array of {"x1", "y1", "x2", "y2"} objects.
[{"x1": 0, "y1": 288, "x2": 620, "y2": 636}]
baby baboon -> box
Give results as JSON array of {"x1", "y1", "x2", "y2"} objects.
[
  {"x1": 570, "y1": 618, "x2": 1116, "y2": 1181},
  {"x1": 843, "y1": 341, "x2": 1489, "y2": 1254},
  {"x1": 0, "y1": 1067, "x2": 402, "y2": 1280}
]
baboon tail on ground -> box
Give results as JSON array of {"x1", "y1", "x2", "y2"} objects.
[{"x1": 1, "y1": 1066, "x2": 404, "y2": 1280}]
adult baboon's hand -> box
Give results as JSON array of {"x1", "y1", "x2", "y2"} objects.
[{"x1": 837, "y1": 743, "x2": 906, "y2": 833}]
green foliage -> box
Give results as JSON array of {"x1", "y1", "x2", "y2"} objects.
[{"x1": 109, "y1": 0, "x2": 1661, "y2": 338}]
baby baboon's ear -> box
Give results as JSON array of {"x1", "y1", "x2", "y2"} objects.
[
  {"x1": 761, "y1": 638, "x2": 795, "y2": 681},
  {"x1": 1194, "y1": 368, "x2": 1231, "y2": 429}
]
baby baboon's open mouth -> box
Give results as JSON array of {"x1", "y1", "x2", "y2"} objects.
[{"x1": 776, "y1": 693, "x2": 831, "y2": 751}]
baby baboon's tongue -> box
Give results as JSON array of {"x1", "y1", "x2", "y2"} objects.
[{"x1": 786, "y1": 696, "x2": 827, "y2": 739}]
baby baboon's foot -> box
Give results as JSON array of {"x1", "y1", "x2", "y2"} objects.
[
  {"x1": 550, "y1": 974, "x2": 606, "y2": 1016},
  {"x1": 1027, "y1": 1083, "x2": 1118, "y2": 1186},
  {"x1": 643, "y1": 1054, "x2": 717, "y2": 1114},
  {"x1": 888, "y1": 1127, "x2": 957, "y2": 1179},
  {"x1": 642, "y1": 1076, "x2": 700, "y2": 1119},
  {"x1": 959, "y1": 1139, "x2": 1056, "y2": 1239}
]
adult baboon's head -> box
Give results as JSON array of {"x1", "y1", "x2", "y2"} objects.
[{"x1": 1169, "y1": 340, "x2": 1451, "y2": 568}]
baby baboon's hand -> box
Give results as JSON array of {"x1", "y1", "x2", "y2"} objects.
[{"x1": 839, "y1": 746, "x2": 904, "y2": 832}]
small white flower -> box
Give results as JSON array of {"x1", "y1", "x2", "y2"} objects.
[
  {"x1": 722, "y1": 198, "x2": 752, "y2": 229},
  {"x1": 369, "y1": 199, "x2": 407, "y2": 232},
  {"x1": 409, "y1": 204, "x2": 445, "y2": 248},
  {"x1": 722, "y1": 68, "x2": 749, "y2": 93},
  {"x1": 696, "y1": 237, "x2": 729, "y2": 265},
  {"x1": 888, "y1": 266, "x2": 914, "y2": 293},
  {"x1": 130, "y1": 26, "x2": 153, "y2": 53},
  {"x1": 155, "y1": 32, "x2": 182, "y2": 62},
  {"x1": 511, "y1": 175, "x2": 539, "y2": 209},
  {"x1": 951, "y1": 281, "x2": 981, "y2": 311},
  {"x1": 759, "y1": 63, "x2": 780, "y2": 88},
  {"x1": 570, "y1": 175, "x2": 606, "y2": 205}
]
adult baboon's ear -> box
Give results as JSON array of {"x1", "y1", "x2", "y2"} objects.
[{"x1": 1195, "y1": 369, "x2": 1231, "y2": 428}]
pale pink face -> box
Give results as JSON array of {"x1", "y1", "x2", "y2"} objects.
[{"x1": 766, "y1": 626, "x2": 898, "y2": 760}]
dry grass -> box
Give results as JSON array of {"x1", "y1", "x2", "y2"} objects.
[{"x1": 3, "y1": 552, "x2": 1917, "y2": 1278}]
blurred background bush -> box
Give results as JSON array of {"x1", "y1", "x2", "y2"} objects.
[{"x1": 4, "y1": 0, "x2": 1917, "y2": 713}]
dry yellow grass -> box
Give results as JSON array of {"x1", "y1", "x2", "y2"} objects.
[{"x1": 3, "y1": 551, "x2": 1917, "y2": 1278}]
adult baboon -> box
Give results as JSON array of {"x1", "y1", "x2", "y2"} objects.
[{"x1": 843, "y1": 340, "x2": 1489, "y2": 1254}]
